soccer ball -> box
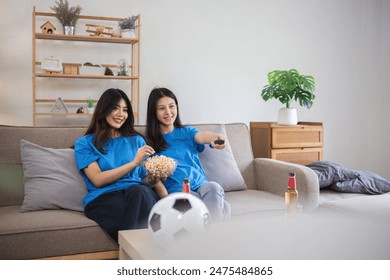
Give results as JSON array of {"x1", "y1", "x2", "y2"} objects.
[{"x1": 148, "y1": 192, "x2": 210, "y2": 249}]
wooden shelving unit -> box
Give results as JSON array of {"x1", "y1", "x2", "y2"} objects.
[{"x1": 32, "y1": 7, "x2": 140, "y2": 126}]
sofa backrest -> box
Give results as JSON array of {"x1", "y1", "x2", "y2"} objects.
[{"x1": 0, "y1": 123, "x2": 255, "y2": 207}]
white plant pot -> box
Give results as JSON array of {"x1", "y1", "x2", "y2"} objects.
[
  {"x1": 277, "y1": 108, "x2": 298, "y2": 126},
  {"x1": 87, "y1": 107, "x2": 95, "y2": 114},
  {"x1": 120, "y1": 29, "x2": 135, "y2": 38}
]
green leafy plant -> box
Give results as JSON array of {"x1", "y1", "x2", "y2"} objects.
[
  {"x1": 118, "y1": 16, "x2": 137, "y2": 30},
  {"x1": 261, "y1": 69, "x2": 315, "y2": 109},
  {"x1": 51, "y1": 0, "x2": 82, "y2": 27},
  {"x1": 86, "y1": 97, "x2": 94, "y2": 108}
]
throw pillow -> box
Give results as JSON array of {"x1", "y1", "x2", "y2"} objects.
[
  {"x1": 20, "y1": 139, "x2": 87, "y2": 212},
  {"x1": 199, "y1": 124, "x2": 246, "y2": 192}
]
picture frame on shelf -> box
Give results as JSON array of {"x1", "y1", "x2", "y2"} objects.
[{"x1": 41, "y1": 57, "x2": 62, "y2": 73}]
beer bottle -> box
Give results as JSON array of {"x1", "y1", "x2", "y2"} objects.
[
  {"x1": 182, "y1": 178, "x2": 190, "y2": 193},
  {"x1": 285, "y1": 172, "x2": 298, "y2": 213}
]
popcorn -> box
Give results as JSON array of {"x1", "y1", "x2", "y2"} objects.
[{"x1": 143, "y1": 155, "x2": 177, "y2": 182}]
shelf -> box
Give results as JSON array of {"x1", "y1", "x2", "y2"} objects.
[
  {"x1": 36, "y1": 113, "x2": 92, "y2": 116},
  {"x1": 35, "y1": 99, "x2": 97, "y2": 103},
  {"x1": 35, "y1": 33, "x2": 138, "y2": 44},
  {"x1": 35, "y1": 73, "x2": 138, "y2": 80},
  {"x1": 32, "y1": 7, "x2": 141, "y2": 126}
]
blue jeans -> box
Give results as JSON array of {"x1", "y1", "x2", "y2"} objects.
[{"x1": 192, "y1": 181, "x2": 231, "y2": 222}]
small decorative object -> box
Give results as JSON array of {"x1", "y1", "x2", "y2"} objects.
[
  {"x1": 118, "y1": 15, "x2": 137, "y2": 38},
  {"x1": 76, "y1": 107, "x2": 84, "y2": 114},
  {"x1": 79, "y1": 62, "x2": 104, "y2": 75},
  {"x1": 261, "y1": 69, "x2": 315, "y2": 125},
  {"x1": 143, "y1": 155, "x2": 177, "y2": 182},
  {"x1": 111, "y1": 27, "x2": 121, "y2": 38},
  {"x1": 51, "y1": 97, "x2": 69, "y2": 113},
  {"x1": 86, "y1": 97, "x2": 94, "y2": 114},
  {"x1": 62, "y1": 63, "x2": 79, "y2": 75},
  {"x1": 41, "y1": 56, "x2": 62, "y2": 73},
  {"x1": 40, "y1": 21, "x2": 56, "y2": 34},
  {"x1": 85, "y1": 23, "x2": 113, "y2": 37},
  {"x1": 117, "y1": 59, "x2": 128, "y2": 76},
  {"x1": 148, "y1": 193, "x2": 210, "y2": 250},
  {"x1": 51, "y1": 0, "x2": 82, "y2": 35},
  {"x1": 104, "y1": 67, "x2": 114, "y2": 76}
]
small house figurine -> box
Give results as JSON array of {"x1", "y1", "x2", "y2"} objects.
[{"x1": 40, "y1": 21, "x2": 56, "y2": 34}]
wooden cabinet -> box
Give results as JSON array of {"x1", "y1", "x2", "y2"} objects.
[
  {"x1": 250, "y1": 122, "x2": 323, "y2": 165},
  {"x1": 32, "y1": 7, "x2": 140, "y2": 126}
]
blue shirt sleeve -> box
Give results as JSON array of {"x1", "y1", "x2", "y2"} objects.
[
  {"x1": 188, "y1": 126, "x2": 205, "y2": 153},
  {"x1": 74, "y1": 135, "x2": 99, "y2": 171}
]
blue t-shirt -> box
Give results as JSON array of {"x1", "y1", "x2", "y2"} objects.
[
  {"x1": 157, "y1": 126, "x2": 206, "y2": 193},
  {"x1": 74, "y1": 134, "x2": 147, "y2": 207}
]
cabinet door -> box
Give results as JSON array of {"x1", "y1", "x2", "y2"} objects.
[
  {"x1": 271, "y1": 148, "x2": 323, "y2": 165},
  {"x1": 272, "y1": 126, "x2": 323, "y2": 148}
]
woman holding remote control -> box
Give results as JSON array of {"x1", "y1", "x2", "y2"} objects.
[{"x1": 146, "y1": 87, "x2": 231, "y2": 222}]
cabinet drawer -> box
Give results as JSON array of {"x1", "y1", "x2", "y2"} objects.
[
  {"x1": 271, "y1": 148, "x2": 323, "y2": 165},
  {"x1": 272, "y1": 126, "x2": 323, "y2": 148}
]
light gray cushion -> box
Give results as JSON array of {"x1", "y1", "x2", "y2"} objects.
[
  {"x1": 199, "y1": 124, "x2": 246, "y2": 192},
  {"x1": 20, "y1": 139, "x2": 87, "y2": 212}
]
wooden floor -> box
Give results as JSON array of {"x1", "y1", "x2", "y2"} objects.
[{"x1": 37, "y1": 250, "x2": 119, "y2": 260}]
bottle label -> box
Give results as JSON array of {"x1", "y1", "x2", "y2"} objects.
[
  {"x1": 288, "y1": 177, "x2": 296, "y2": 189},
  {"x1": 182, "y1": 184, "x2": 190, "y2": 193}
]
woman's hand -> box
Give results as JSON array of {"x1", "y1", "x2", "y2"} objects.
[
  {"x1": 133, "y1": 145, "x2": 155, "y2": 166},
  {"x1": 209, "y1": 134, "x2": 226, "y2": 149}
]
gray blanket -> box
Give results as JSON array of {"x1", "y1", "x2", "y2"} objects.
[{"x1": 306, "y1": 161, "x2": 390, "y2": 194}]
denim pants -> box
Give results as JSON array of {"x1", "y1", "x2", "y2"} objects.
[
  {"x1": 192, "y1": 181, "x2": 231, "y2": 222},
  {"x1": 85, "y1": 184, "x2": 159, "y2": 241}
]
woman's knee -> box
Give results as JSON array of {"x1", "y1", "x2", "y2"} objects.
[{"x1": 200, "y1": 181, "x2": 225, "y2": 196}]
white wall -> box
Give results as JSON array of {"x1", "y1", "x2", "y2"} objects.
[{"x1": 0, "y1": 0, "x2": 389, "y2": 180}]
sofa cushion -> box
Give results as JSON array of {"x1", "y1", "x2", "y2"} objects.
[
  {"x1": 198, "y1": 124, "x2": 246, "y2": 192},
  {"x1": 0, "y1": 205, "x2": 118, "y2": 259},
  {"x1": 20, "y1": 139, "x2": 87, "y2": 212}
]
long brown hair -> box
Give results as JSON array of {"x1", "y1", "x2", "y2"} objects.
[
  {"x1": 84, "y1": 88, "x2": 141, "y2": 153},
  {"x1": 146, "y1": 87, "x2": 183, "y2": 152}
]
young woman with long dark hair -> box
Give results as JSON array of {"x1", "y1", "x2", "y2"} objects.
[
  {"x1": 146, "y1": 87, "x2": 231, "y2": 222},
  {"x1": 74, "y1": 88, "x2": 160, "y2": 241}
]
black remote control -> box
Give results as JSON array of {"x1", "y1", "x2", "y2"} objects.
[{"x1": 214, "y1": 139, "x2": 225, "y2": 145}]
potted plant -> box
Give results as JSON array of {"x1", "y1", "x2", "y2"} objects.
[
  {"x1": 118, "y1": 16, "x2": 137, "y2": 38},
  {"x1": 261, "y1": 69, "x2": 315, "y2": 125},
  {"x1": 51, "y1": 0, "x2": 82, "y2": 35},
  {"x1": 86, "y1": 97, "x2": 94, "y2": 114}
]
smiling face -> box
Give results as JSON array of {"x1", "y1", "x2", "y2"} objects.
[
  {"x1": 106, "y1": 98, "x2": 128, "y2": 134},
  {"x1": 156, "y1": 96, "x2": 177, "y2": 133}
]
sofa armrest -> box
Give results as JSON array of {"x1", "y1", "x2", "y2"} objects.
[{"x1": 254, "y1": 158, "x2": 320, "y2": 211}]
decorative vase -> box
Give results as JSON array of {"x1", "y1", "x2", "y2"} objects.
[
  {"x1": 64, "y1": 26, "x2": 75, "y2": 35},
  {"x1": 120, "y1": 29, "x2": 135, "y2": 38},
  {"x1": 277, "y1": 108, "x2": 297, "y2": 126}
]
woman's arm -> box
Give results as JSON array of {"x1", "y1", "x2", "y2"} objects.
[
  {"x1": 194, "y1": 131, "x2": 226, "y2": 149},
  {"x1": 83, "y1": 145, "x2": 155, "y2": 188},
  {"x1": 153, "y1": 181, "x2": 168, "y2": 198}
]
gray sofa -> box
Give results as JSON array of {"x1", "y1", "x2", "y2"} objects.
[{"x1": 1, "y1": 123, "x2": 384, "y2": 260}]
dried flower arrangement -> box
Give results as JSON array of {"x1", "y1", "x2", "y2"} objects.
[
  {"x1": 51, "y1": 0, "x2": 82, "y2": 27},
  {"x1": 118, "y1": 15, "x2": 137, "y2": 30}
]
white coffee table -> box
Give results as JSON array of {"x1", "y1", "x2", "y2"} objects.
[
  {"x1": 118, "y1": 210, "x2": 390, "y2": 260},
  {"x1": 118, "y1": 228, "x2": 167, "y2": 259}
]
